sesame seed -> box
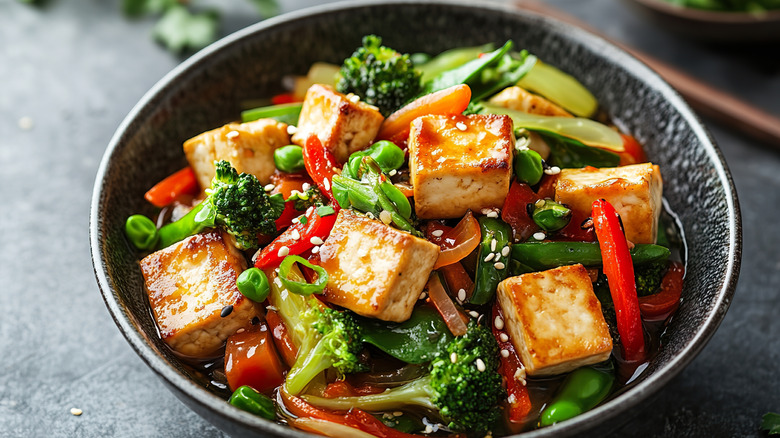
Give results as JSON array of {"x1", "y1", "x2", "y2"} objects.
[
  {"x1": 266, "y1": 305, "x2": 278, "y2": 311},
  {"x1": 550, "y1": 166, "x2": 561, "y2": 175},
  {"x1": 366, "y1": 212, "x2": 375, "y2": 219},
  {"x1": 499, "y1": 333, "x2": 509, "y2": 342},
  {"x1": 424, "y1": 425, "x2": 434, "y2": 434},
  {"x1": 290, "y1": 229, "x2": 301, "y2": 241},
  {"x1": 501, "y1": 349, "x2": 510, "y2": 358},
  {"x1": 475, "y1": 358, "x2": 486, "y2": 372},
  {"x1": 501, "y1": 246, "x2": 511, "y2": 257},
  {"x1": 481, "y1": 208, "x2": 491, "y2": 215},
  {"x1": 494, "y1": 316, "x2": 505, "y2": 330},
  {"x1": 490, "y1": 239, "x2": 497, "y2": 252},
  {"x1": 236, "y1": 328, "x2": 245, "y2": 334},
  {"x1": 457, "y1": 288, "x2": 467, "y2": 302},
  {"x1": 534, "y1": 199, "x2": 546, "y2": 208},
  {"x1": 419, "y1": 291, "x2": 427, "y2": 300},
  {"x1": 220, "y1": 305, "x2": 234, "y2": 317},
  {"x1": 310, "y1": 236, "x2": 324, "y2": 245},
  {"x1": 394, "y1": 411, "x2": 403, "y2": 416},
  {"x1": 274, "y1": 277, "x2": 282, "y2": 288},
  {"x1": 383, "y1": 413, "x2": 393, "y2": 419},
  {"x1": 494, "y1": 261, "x2": 505, "y2": 270},
  {"x1": 389, "y1": 169, "x2": 398, "y2": 176},
  {"x1": 302, "y1": 183, "x2": 311, "y2": 191},
  {"x1": 348, "y1": 93, "x2": 360, "y2": 103},
  {"x1": 379, "y1": 210, "x2": 392, "y2": 224},
  {"x1": 291, "y1": 217, "x2": 300, "y2": 225},
  {"x1": 226, "y1": 130, "x2": 239, "y2": 139},
  {"x1": 484, "y1": 253, "x2": 495, "y2": 263},
  {"x1": 277, "y1": 246, "x2": 290, "y2": 257},
  {"x1": 264, "y1": 184, "x2": 275, "y2": 192},
  {"x1": 311, "y1": 246, "x2": 320, "y2": 254},
  {"x1": 533, "y1": 232, "x2": 546, "y2": 240},
  {"x1": 70, "y1": 408, "x2": 82, "y2": 416},
  {"x1": 323, "y1": 178, "x2": 330, "y2": 191},
  {"x1": 469, "y1": 310, "x2": 480, "y2": 318},
  {"x1": 286, "y1": 125, "x2": 298, "y2": 135},
  {"x1": 18, "y1": 116, "x2": 34, "y2": 130},
  {"x1": 431, "y1": 229, "x2": 444, "y2": 237},
  {"x1": 450, "y1": 352, "x2": 458, "y2": 363},
  {"x1": 507, "y1": 394, "x2": 517, "y2": 404},
  {"x1": 456, "y1": 122, "x2": 467, "y2": 131},
  {"x1": 486, "y1": 211, "x2": 499, "y2": 218}
]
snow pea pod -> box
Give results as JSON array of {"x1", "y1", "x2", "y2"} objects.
[
  {"x1": 229, "y1": 385, "x2": 276, "y2": 420},
  {"x1": 511, "y1": 241, "x2": 670, "y2": 271},
  {"x1": 539, "y1": 364, "x2": 614, "y2": 426},
  {"x1": 471, "y1": 216, "x2": 512, "y2": 305},
  {"x1": 241, "y1": 102, "x2": 302, "y2": 125},
  {"x1": 359, "y1": 305, "x2": 453, "y2": 364}
]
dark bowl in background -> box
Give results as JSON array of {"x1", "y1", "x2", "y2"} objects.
[
  {"x1": 626, "y1": 0, "x2": 780, "y2": 42},
  {"x1": 90, "y1": 1, "x2": 741, "y2": 436}
]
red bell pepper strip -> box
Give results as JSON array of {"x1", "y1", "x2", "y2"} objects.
[
  {"x1": 492, "y1": 302, "x2": 532, "y2": 423},
  {"x1": 501, "y1": 181, "x2": 540, "y2": 242},
  {"x1": 592, "y1": 199, "x2": 646, "y2": 363},
  {"x1": 556, "y1": 209, "x2": 596, "y2": 242},
  {"x1": 302, "y1": 135, "x2": 340, "y2": 203},
  {"x1": 271, "y1": 93, "x2": 302, "y2": 105},
  {"x1": 639, "y1": 261, "x2": 684, "y2": 321},
  {"x1": 618, "y1": 134, "x2": 647, "y2": 166},
  {"x1": 144, "y1": 167, "x2": 198, "y2": 208},
  {"x1": 254, "y1": 206, "x2": 338, "y2": 269},
  {"x1": 281, "y1": 392, "x2": 423, "y2": 438},
  {"x1": 275, "y1": 202, "x2": 299, "y2": 231}
]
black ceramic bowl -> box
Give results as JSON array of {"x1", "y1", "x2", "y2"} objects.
[{"x1": 90, "y1": 1, "x2": 741, "y2": 436}]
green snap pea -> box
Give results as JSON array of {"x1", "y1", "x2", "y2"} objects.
[
  {"x1": 531, "y1": 199, "x2": 572, "y2": 232},
  {"x1": 471, "y1": 216, "x2": 512, "y2": 305},
  {"x1": 273, "y1": 145, "x2": 305, "y2": 173},
  {"x1": 380, "y1": 181, "x2": 412, "y2": 219},
  {"x1": 241, "y1": 103, "x2": 302, "y2": 125},
  {"x1": 125, "y1": 214, "x2": 159, "y2": 250},
  {"x1": 514, "y1": 148, "x2": 544, "y2": 185},
  {"x1": 229, "y1": 385, "x2": 276, "y2": 420},
  {"x1": 236, "y1": 268, "x2": 270, "y2": 302},
  {"x1": 511, "y1": 241, "x2": 671, "y2": 270},
  {"x1": 539, "y1": 364, "x2": 614, "y2": 426}
]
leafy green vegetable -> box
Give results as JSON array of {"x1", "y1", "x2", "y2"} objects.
[
  {"x1": 359, "y1": 305, "x2": 454, "y2": 364},
  {"x1": 536, "y1": 130, "x2": 620, "y2": 169},
  {"x1": 762, "y1": 412, "x2": 780, "y2": 435}
]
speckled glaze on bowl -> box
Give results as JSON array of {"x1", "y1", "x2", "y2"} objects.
[{"x1": 90, "y1": 1, "x2": 741, "y2": 436}]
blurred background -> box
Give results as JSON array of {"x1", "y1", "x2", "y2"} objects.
[{"x1": 1, "y1": 0, "x2": 779, "y2": 436}]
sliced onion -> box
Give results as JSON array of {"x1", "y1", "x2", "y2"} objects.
[
  {"x1": 428, "y1": 211, "x2": 481, "y2": 269},
  {"x1": 289, "y1": 418, "x2": 376, "y2": 438},
  {"x1": 426, "y1": 274, "x2": 468, "y2": 336}
]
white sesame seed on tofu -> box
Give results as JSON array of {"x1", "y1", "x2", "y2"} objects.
[
  {"x1": 431, "y1": 229, "x2": 444, "y2": 237},
  {"x1": 226, "y1": 130, "x2": 239, "y2": 139},
  {"x1": 455, "y1": 122, "x2": 467, "y2": 131},
  {"x1": 277, "y1": 246, "x2": 290, "y2": 257},
  {"x1": 475, "y1": 358, "x2": 486, "y2": 372},
  {"x1": 499, "y1": 333, "x2": 509, "y2": 342},
  {"x1": 310, "y1": 236, "x2": 324, "y2": 245},
  {"x1": 286, "y1": 125, "x2": 298, "y2": 135},
  {"x1": 494, "y1": 261, "x2": 506, "y2": 270}
]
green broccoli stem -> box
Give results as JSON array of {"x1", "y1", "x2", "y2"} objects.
[
  {"x1": 284, "y1": 333, "x2": 337, "y2": 396},
  {"x1": 302, "y1": 376, "x2": 437, "y2": 412}
]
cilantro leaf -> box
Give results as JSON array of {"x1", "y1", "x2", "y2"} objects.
[
  {"x1": 152, "y1": 4, "x2": 219, "y2": 53},
  {"x1": 762, "y1": 412, "x2": 780, "y2": 435}
]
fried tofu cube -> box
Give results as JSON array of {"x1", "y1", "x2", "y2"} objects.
[
  {"x1": 140, "y1": 230, "x2": 257, "y2": 357},
  {"x1": 184, "y1": 118, "x2": 290, "y2": 190},
  {"x1": 291, "y1": 84, "x2": 384, "y2": 163},
  {"x1": 488, "y1": 86, "x2": 573, "y2": 118},
  {"x1": 318, "y1": 210, "x2": 439, "y2": 322},
  {"x1": 497, "y1": 264, "x2": 613, "y2": 376},
  {"x1": 555, "y1": 163, "x2": 663, "y2": 244},
  {"x1": 409, "y1": 114, "x2": 514, "y2": 219}
]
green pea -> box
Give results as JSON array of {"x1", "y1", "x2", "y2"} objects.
[
  {"x1": 366, "y1": 140, "x2": 405, "y2": 172},
  {"x1": 273, "y1": 145, "x2": 305, "y2": 173},
  {"x1": 532, "y1": 199, "x2": 571, "y2": 232},
  {"x1": 125, "y1": 214, "x2": 159, "y2": 250},
  {"x1": 229, "y1": 385, "x2": 276, "y2": 420},
  {"x1": 236, "y1": 268, "x2": 270, "y2": 302},
  {"x1": 514, "y1": 148, "x2": 544, "y2": 185}
]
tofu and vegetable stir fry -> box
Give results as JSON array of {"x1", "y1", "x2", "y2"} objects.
[{"x1": 125, "y1": 35, "x2": 685, "y2": 436}]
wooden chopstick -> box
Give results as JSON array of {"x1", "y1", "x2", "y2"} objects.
[{"x1": 515, "y1": 0, "x2": 780, "y2": 149}]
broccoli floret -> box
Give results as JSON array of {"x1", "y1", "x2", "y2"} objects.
[
  {"x1": 208, "y1": 160, "x2": 284, "y2": 249},
  {"x1": 337, "y1": 35, "x2": 422, "y2": 116},
  {"x1": 301, "y1": 322, "x2": 506, "y2": 435},
  {"x1": 634, "y1": 260, "x2": 669, "y2": 297},
  {"x1": 287, "y1": 185, "x2": 326, "y2": 211},
  {"x1": 284, "y1": 298, "x2": 368, "y2": 395}
]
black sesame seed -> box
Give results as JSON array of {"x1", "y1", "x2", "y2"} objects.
[
  {"x1": 251, "y1": 316, "x2": 260, "y2": 325},
  {"x1": 220, "y1": 305, "x2": 233, "y2": 317},
  {"x1": 526, "y1": 203, "x2": 535, "y2": 217}
]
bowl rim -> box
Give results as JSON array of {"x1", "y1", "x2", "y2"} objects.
[
  {"x1": 630, "y1": 0, "x2": 780, "y2": 22},
  {"x1": 90, "y1": 0, "x2": 742, "y2": 436}
]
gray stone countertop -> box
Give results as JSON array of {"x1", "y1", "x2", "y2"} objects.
[{"x1": 1, "y1": 0, "x2": 778, "y2": 436}]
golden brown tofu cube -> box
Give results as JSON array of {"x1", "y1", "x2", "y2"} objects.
[
  {"x1": 488, "y1": 86, "x2": 573, "y2": 117},
  {"x1": 291, "y1": 84, "x2": 384, "y2": 163},
  {"x1": 183, "y1": 118, "x2": 290, "y2": 190},
  {"x1": 497, "y1": 264, "x2": 613, "y2": 376},
  {"x1": 409, "y1": 114, "x2": 514, "y2": 219},
  {"x1": 555, "y1": 163, "x2": 663, "y2": 244},
  {"x1": 318, "y1": 210, "x2": 439, "y2": 322},
  {"x1": 140, "y1": 230, "x2": 256, "y2": 357}
]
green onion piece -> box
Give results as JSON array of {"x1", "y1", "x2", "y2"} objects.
[
  {"x1": 278, "y1": 255, "x2": 328, "y2": 295},
  {"x1": 316, "y1": 205, "x2": 335, "y2": 217},
  {"x1": 236, "y1": 267, "x2": 270, "y2": 302},
  {"x1": 241, "y1": 103, "x2": 302, "y2": 125}
]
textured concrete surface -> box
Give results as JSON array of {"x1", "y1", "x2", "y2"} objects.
[{"x1": 1, "y1": 0, "x2": 778, "y2": 436}]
